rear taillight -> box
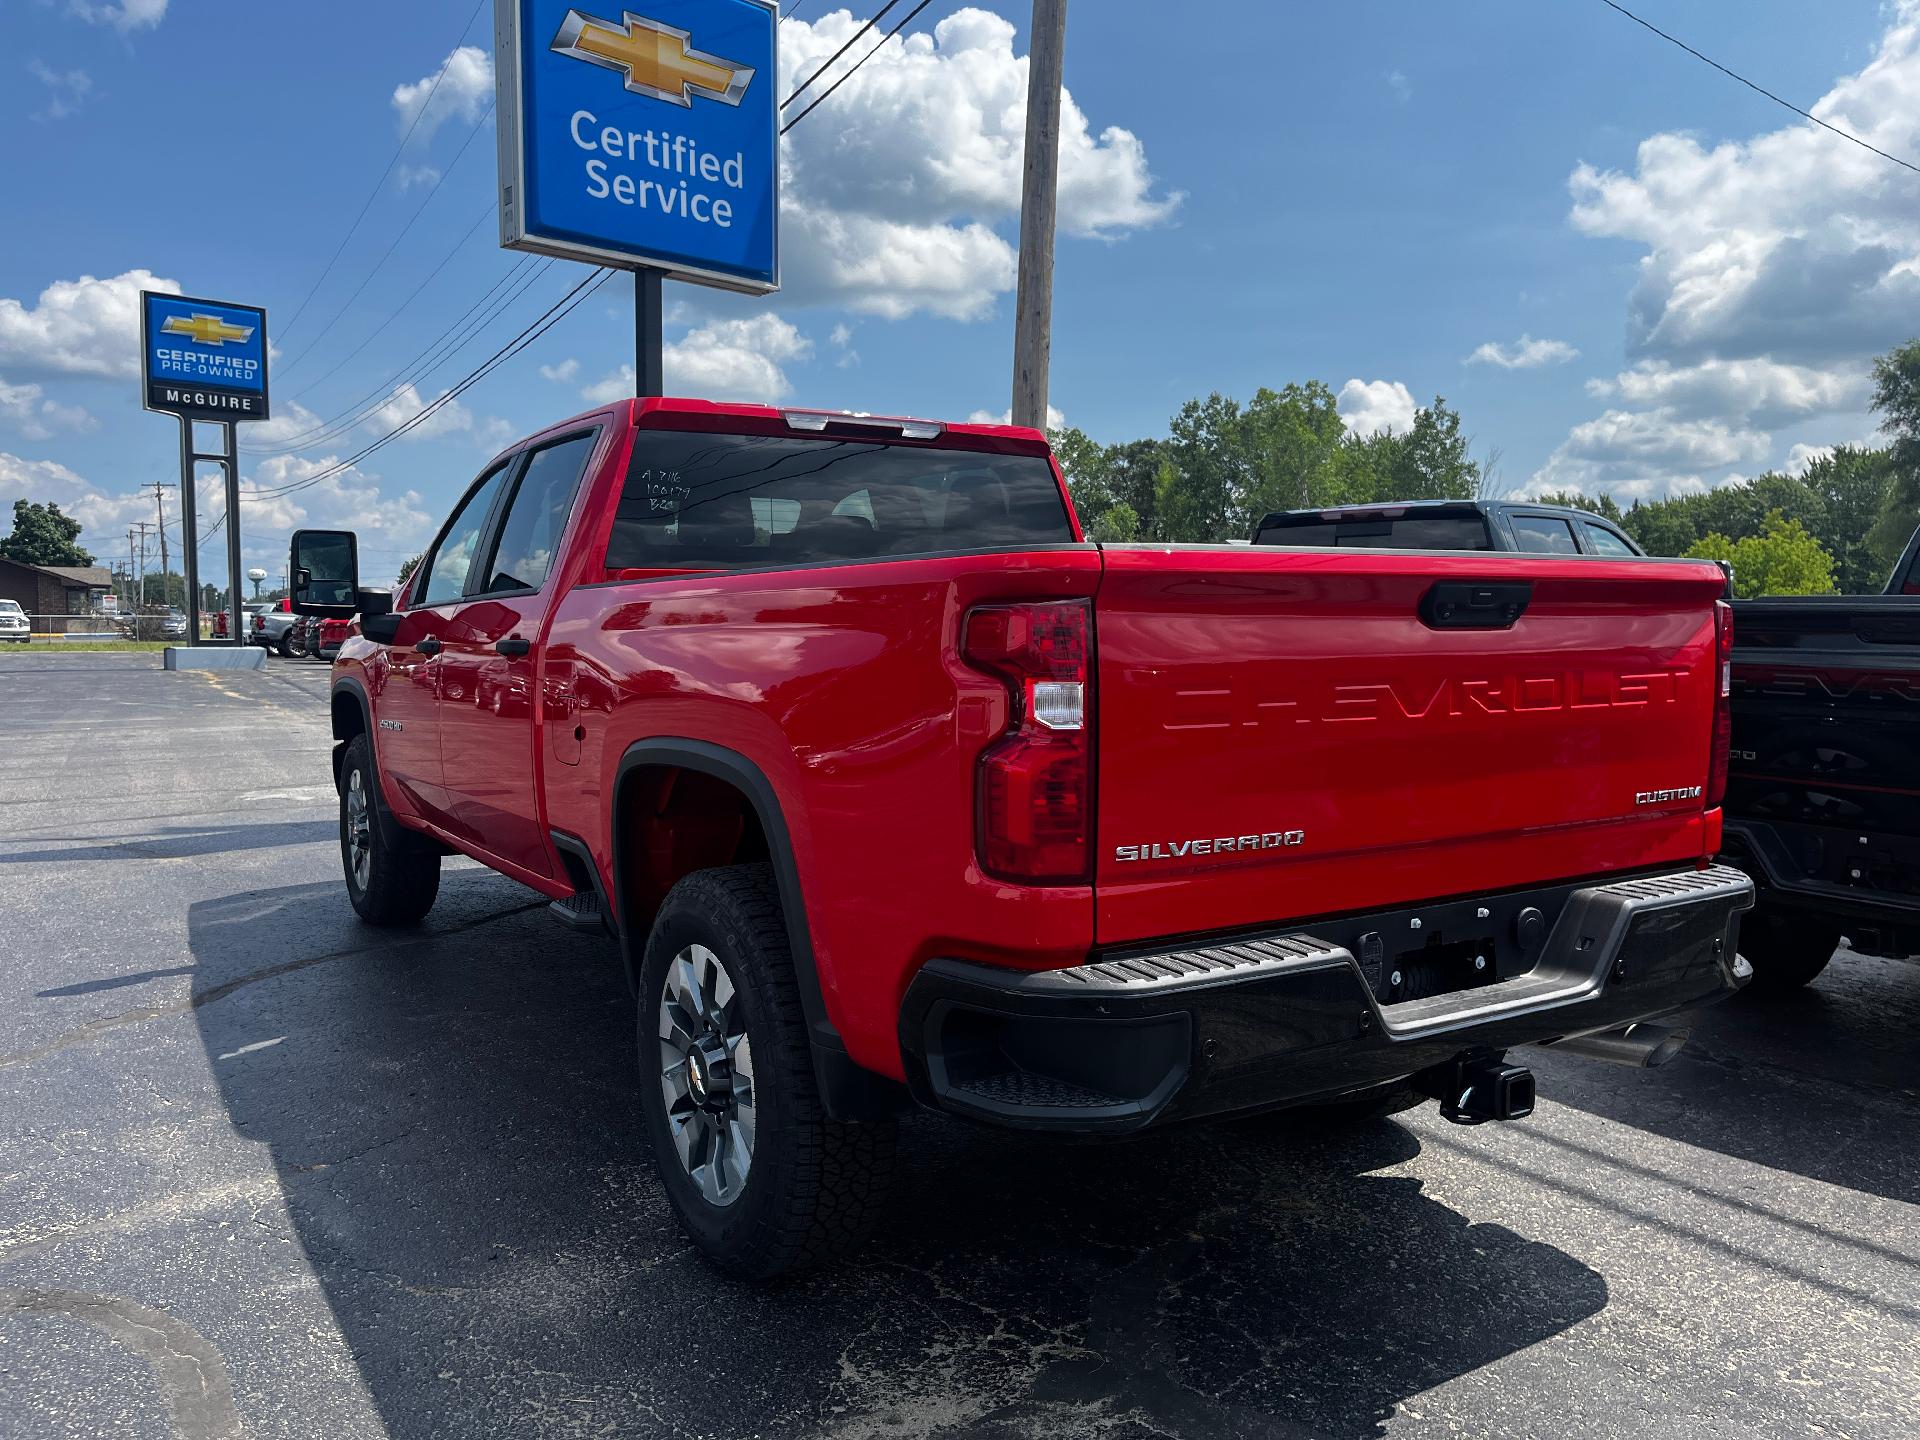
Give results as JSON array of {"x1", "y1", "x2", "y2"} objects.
[
  {"x1": 962, "y1": 600, "x2": 1092, "y2": 884},
  {"x1": 1706, "y1": 600, "x2": 1733, "y2": 809}
]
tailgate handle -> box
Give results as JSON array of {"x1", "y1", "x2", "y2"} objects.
[{"x1": 1421, "y1": 581, "x2": 1531, "y2": 630}]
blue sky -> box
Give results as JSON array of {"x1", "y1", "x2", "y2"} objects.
[{"x1": 0, "y1": 0, "x2": 1912, "y2": 586}]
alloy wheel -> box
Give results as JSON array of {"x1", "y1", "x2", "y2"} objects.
[{"x1": 657, "y1": 943, "x2": 756, "y2": 1206}]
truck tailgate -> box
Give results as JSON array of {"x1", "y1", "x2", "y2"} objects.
[{"x1": 1094, "y1": 545, "x2": 1728, "y2": 946}]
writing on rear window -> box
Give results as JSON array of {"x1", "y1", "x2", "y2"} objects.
[{"x1": 607, "y1": 430, "x2": 1074, "y2": 572}]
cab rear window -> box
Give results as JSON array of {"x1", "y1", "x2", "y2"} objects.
[
  {"x1": 1253, "y1": 514, "x2": 1493, "y2": 550},
  {"x1": 606, "y1": 430, "x2": 1074, "y2": 571}
]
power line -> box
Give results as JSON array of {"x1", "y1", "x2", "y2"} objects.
[
  {"x1": 277, "y1": 99, "x2": 497, "y2": 379},
  {"x1": 276, "y1": 0, "x2": 490, "y2": 342},
  {"x1": 782, "y1": 0, "x2": 899, "y2": 108},
  {"x1": 783, "y1": 0, "x2": 933, "y2": 134},
  {"x1": 244, "y1": 268, "x2": 613, "y2": 501},
  {"x1": 245, "y1": 255, "x2": 550, "y2": 455},
  {"x1": 283, "y1": 199, "x2": 498, "y2": 405},
  {"x1": 1596, "y1": 0, "x2": 1920, "y2": 176}
]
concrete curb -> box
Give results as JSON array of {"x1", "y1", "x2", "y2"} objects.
[{"x1": 163, "y1": 646, "x2": 267, "y2": 672}]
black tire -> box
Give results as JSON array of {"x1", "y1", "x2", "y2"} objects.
[
  {"x1": 275, "y1": 635, "x2": 292, "y2": 658},
  {"x1": 638, "y1": 864, "x2": 895, "y2": 1280},
  {"x1": 338, "y1": 733, "x2": 440, "y2": 926},
  {"x1": 1740, "y1": 906, "x2": 1842, "y2": 994}
]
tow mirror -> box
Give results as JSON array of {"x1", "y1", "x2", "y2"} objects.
[{"x1": 290, "y1": 529, "x2": 361, "y2": 617}]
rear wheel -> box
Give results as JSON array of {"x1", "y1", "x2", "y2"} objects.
[
  {"x1": 638, "y1": 864, "x2": 895, "y2": 1279},
  {"x1": 1740, "y1": 907, "x2": 1842, "y2": 993},
  {"x1": 339, "y1": 733, "x2": 440, "y2": 926}
]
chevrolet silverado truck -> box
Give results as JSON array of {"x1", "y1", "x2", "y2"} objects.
[
  {"x1": 1721, "y1": 527, "x2": 1920, "y2": 989},
  {"x1": 289, "y1": 398, "x2": 1753, "y2": 1277}
]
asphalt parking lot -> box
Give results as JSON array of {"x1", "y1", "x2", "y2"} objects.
[{"x1": 1, "y1": 652, "x2": 1915, "y2": 1440}]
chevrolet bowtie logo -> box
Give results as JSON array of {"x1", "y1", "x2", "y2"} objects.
[
  {"x1": 161, "y1": 313, "x2": 255, "y2": 346},
  {"x1": 551, "y1": 8, "x2": 754, "y2": 108}
]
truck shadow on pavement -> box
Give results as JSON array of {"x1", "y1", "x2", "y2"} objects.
[
  {"x1": 188, "y1": 876, "x2": 1607, "y2": 1440},
  {"x1": 1536, "y1": 949, "x2": 1920, "y2": 1210}
]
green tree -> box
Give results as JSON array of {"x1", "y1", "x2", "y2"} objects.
[
  {"x1": 0, "y1": 499, "x2": 92, "y2": 567},
  {"x1": 1534, "y1": 490, "x2": 1625, "y2": 522},
  {"x1": 1684, "y1": 512, "x2": 1837, "y2": 598},
  {"x1": 1164, "y1": 393, "x2": 1252, "y2": 541},
  {"x1": 1870, "y1": 340, "x2": 1920, "y2": 581},
  {"x1": 1085, "y1": 502, "x2": 1140, "y2": 543},
  {"x1": 1797, "y1": 446, "x2": 1897, "y2": 590},
  {"x1": 395, "y1": 553, "x2": 423, "y2": 586}
]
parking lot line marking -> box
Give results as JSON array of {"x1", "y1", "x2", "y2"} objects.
[{"x1": 215, "y1": 1036, "x2": 286, "y2": 1060}]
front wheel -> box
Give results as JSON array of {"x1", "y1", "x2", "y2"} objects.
[
  {"x1": 338, "y1": 733, "x2": 440, "y2": 926},
  {"x1": 639, "y1": 864, "x2": 895, "y2": 1280},
  {"x1": 1740, "y1": 907, "x2": 1842, "y2": 994}
]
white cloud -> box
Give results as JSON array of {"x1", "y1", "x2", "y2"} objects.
[
  {"x1": 1536, "y1": 4, "x2": 1920, "y2": 499},
  {"x1": 0, "y1": 268, "x2": 179, "y2": 379},
  {"x1": 1785, "y1": 443, "x2": 1834, "y2": 476},
  {"x1": 967, "y1": 404, "x2": 1066, "y2": 430},
  {"x1": 66, "y1": 0, "x2": 166, "y2": 33},
  {"x1": 778, "y1": 8, "x2": 1177, "y2": 318},
  {"x1": 1386, "y1": 69, "x2": 1412, "y2": 104},
  {"x1": 829, "y1": 323, "x2": 859, "y2": 368},
  {"x1": 586, "y1": 314, "x2": 813, "y2": 404},
  {"x1": 392, "y1": 46, "x2": 493, "y2": 144},
  {"x1": 394, "y1": 163, "x2": 441, "y2": 192},
  {"x1": 30, "y1": 61, "x2": 93, "y2": 122},
  {"x1": 1468, "y1": 334, "x2": 1578, "y2": 370},
  {"x1": 365, "y1": 382, "x2": 478, "y2": 442},
  {"x1": 1584, "y1": 357, "x2": 1867, "y2": 429},
  {"x1": 1336, "y1": 379, "x2": 1417, "y2": 438},
  {"x1": 1529, "y1": 408, "x2": 1770, "y2": 500},
  {"x1": 0, "y1": 376, "x2": 94, "y2": 440},
  {"x1": 539, "y1": 358, "x2": 580, "y2": 383}
]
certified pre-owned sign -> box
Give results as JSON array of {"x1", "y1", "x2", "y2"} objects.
[
  {"x1": 494, "y1": 0, "x2": 778, "y2": 293},
  {"x1": 140, "y1": 291, "x2": 271, "y2": 422}
]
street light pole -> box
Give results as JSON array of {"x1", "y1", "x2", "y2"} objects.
[{"x1": 1010, "y1": 0, "x2": 1068, "y2": 431}]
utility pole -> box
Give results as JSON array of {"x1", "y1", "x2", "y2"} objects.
[
  {"x1": 131, "y1": 522, "x2": 154, "y2": 616},
  {"x1": 144, "y1": 481, "x2": 171, "y2": 608},
  {"x1": 1010, "y1": 0, "x2": 1068, "y2": 431}
]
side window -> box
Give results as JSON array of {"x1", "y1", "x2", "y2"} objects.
[
  {"x1": 1510, "y1": 515, "x2": 1581, "y2": 555},
  {"x1": 420, "y1": 462, "x2": 513, "y2": 607},
  {"x1": 1900, "y1": 541, "x2": 1920, "y2": 594},
  {"x1": 1583, "y1": 523, "x2": 1638, "y2": 557},
  {"x1": 475, "y1": 431, "x2": 597, "y2": 595}
]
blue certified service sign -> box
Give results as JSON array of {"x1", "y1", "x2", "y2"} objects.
[
  {"x1": 141, "y1": 292, "x2": 270, "y2": 422},
  {"x1": 496, "y1": 0, "x2": 778, "y2": 292}
]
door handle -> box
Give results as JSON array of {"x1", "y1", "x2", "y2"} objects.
[
  {"x1": 494, "y1": 637, "x2": 530, "y2": 657},
  {"x1": 415, "y1": 635, "x2": 443, "y2": 657}
]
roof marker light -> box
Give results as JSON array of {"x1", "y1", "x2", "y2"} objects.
[{"x1": 780, "y1": 408, "x2": 946, "y2": 440}]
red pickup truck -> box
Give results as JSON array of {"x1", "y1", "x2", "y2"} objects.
[{"x1": 290, "y1": 398, "x2": 1753, "y2": 1277}]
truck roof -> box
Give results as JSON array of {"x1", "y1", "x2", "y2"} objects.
[{"x1": 501, "y1": 397, "x2": 1051, "y2": 458}]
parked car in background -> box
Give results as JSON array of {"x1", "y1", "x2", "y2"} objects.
[
  {"x1": 1719, "y1": 525, "x2": 1920, "y2": 990},
  {"x1": 290, "y1": 398, "x2": 1753, "y2": 1278},
  {"x1": 249, "y1": 599, "x2": 297, "y2": 656},
  {"x1": 1252, "y1": 499, "x2": 1645, "y2": 556},
  {"x1": 316, "y1": 616, "x2": 350, "y2": 660},
  {"x1": 0, "y1": 599, "x2": 28, "y2": 643}
]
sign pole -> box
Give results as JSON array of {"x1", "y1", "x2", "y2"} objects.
[
  {"x1": 222, "y1": 423, "x2": 243, "y2": 646},
  {"x1": 177, "y1": 418, "x2": 201, "y2": 642},
  {"x1": 635, "y1": 268, "x2": 664, "y2": 398}
]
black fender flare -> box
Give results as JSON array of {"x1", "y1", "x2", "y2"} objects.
[
  {"x1": 612, "y1": 738, "x2": 905, "y2": 1122},
  {"x1": 329, "y1": 677, "x2": 373, "y2": 793}
]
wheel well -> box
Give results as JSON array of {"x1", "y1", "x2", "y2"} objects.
[
  {"x1": 331, "y1": 689, "x2": 368, "y2": 790},
  {"x1": 617, "y1": 764, "x2": 770, "y2": 940}
]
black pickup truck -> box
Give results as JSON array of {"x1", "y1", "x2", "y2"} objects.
[{"x1": 1721, "y1": 529, "x2": 1920, "y2": 989}]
